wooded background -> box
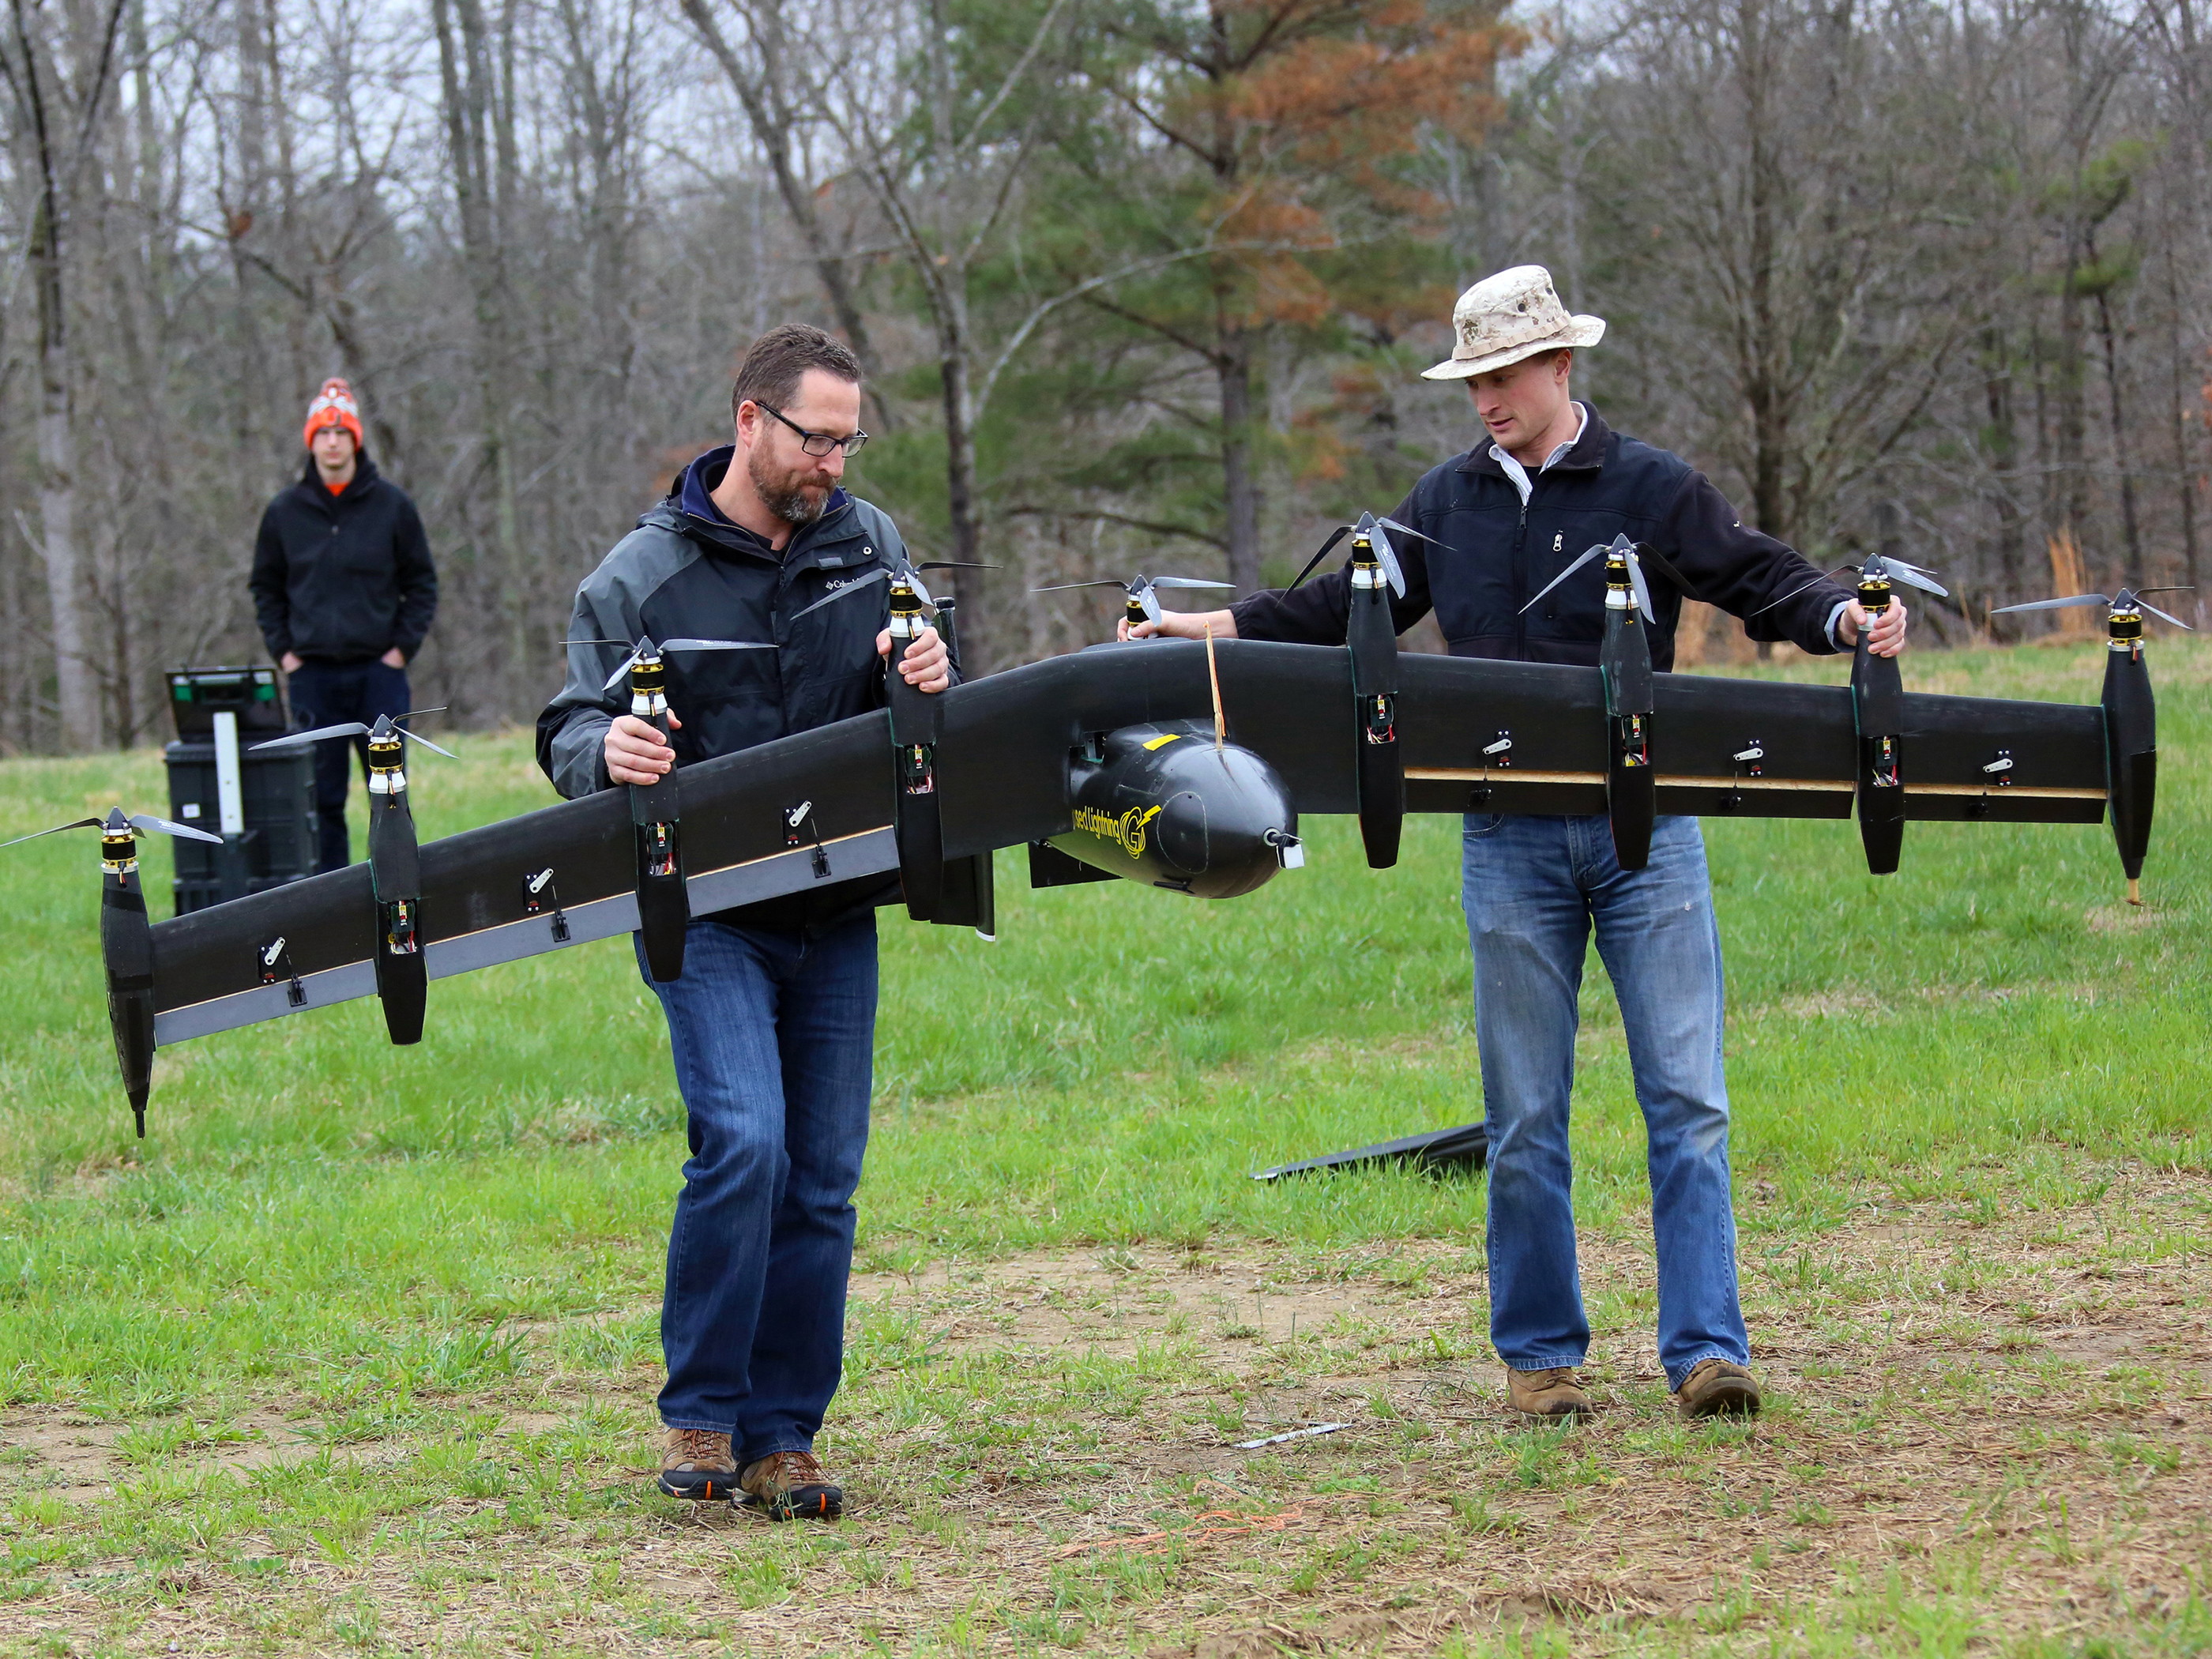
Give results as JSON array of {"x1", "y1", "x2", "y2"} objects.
[{"x1": 0, "y1": 0, "x2": 2201, "y2": 747}]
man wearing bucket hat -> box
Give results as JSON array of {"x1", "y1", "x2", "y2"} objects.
[
  {"x1": 250, "y1": 378, "x2": 439, "y2": 873},
  {"x1": 1128, "y1": 265, "x2": 1909, "y2": 1422}
]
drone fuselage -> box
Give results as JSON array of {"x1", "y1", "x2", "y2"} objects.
[{"x1": 1048, "y1": 721, "x2": 1301, "y2": 899}]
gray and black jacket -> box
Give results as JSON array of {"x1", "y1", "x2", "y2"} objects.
[{"x1": 536, "y1": 446, "x2": 908, "y2": 931}]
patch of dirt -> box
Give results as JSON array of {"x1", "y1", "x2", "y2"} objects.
[{"x1": 851, "y1": 1246, "x2": 1431, "y2": 1361}]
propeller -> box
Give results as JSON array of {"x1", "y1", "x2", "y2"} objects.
[
  {"x1": 1033, "y1": 573, "x2": 1235, "y2": 626},
  {"x1": 1287, "y1": 513, "x2": 1437, "y2": 597},
  {"x1": 1992, "y1": 587, "x2": 2195, "y2": 630},
  {"x1": 1748, "y1": 551, "x2": 1949, "y2": 620},
  {"x1": 1860, "y1": 551, "x2": 1949, "y2": 599},
  {"x1": 790, "y1": 558, "x2": 996, "y2": 622},
  {"x1": 3, "y1": 806, "x2": 223, "y2": 849},
  {"x1": 250, "y1": 709, "x2": 458, "y2": 759},
  {"x1": 1519, "y1": 533, "x2": 1692, "y2": 624},
  {"x1": 566, "y1": 635, "x2": 779, "y2": 695}
]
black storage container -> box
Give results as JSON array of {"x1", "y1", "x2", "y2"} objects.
[
  {"x1": 167, "y1": 664, "x2": 288, "y2": 737},
  {"x1": 163, "y1": 739, "x2": 320, "y2": 914},
  {"x1": 162, "y1": 665, "x2": 318, "y2": 916}
]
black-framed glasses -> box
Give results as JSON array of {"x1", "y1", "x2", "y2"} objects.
[{"x1": 758, "y1": 403, "x2": 869, "y2": 458}]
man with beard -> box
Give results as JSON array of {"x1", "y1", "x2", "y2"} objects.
[{"x1": 538, "y1": 325, "x2": 948, "y2": 1518}]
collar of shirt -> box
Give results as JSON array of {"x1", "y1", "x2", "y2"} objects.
[{"x1": 1490, "y1": 403, "x2": 1589, "y2": 506}]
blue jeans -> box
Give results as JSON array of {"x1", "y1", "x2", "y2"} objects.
[
  {"x1": 639, "y1": 913, "x2": 878, "y2": 1460},
  {"x1": 1462, "y1": 812, "x2": 1747, "y2": 1390},
  {"x1": 284, "y1": 658, "x2": 410, "y2": 873}
]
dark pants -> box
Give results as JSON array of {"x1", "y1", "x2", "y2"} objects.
[
  {"x1": 639, "y1": 913, "x2": 878, "y2": 1463},
  {"x1": 285, "y1": 658, "x2": 409, "y2": 872}
]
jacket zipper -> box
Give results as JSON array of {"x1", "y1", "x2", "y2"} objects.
[{"x1": 1510, "y1": 495, "x2": 1530, "y2": 657}]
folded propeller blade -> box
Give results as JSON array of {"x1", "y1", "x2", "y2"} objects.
[
  {"x1": 1136, "y1": 581, "x2": 1164, "y2": 626},
  {"x1": 1032, "y1": 579, "x2": 1136, "y2": 593},
  {"x1": 1288, "y1": 525, "x2": 1352, "y2": 591},
  {"x1": 1625, "y1": 555, "x2": 1657, "y2": 624},
  {"x1": 1148, "y1": 577, "x2": 1236, "y2": 591},
  {"x1": 2136, "y1": 597, "x2": 2195, "y2": 630},
  {"x1": 1744, "y1": 563, "x2": 1857, "y2": 620},
  {"x1": 1376, "y1": 516, "x2": 1439, "y2": 547},
  {"x1": 1868, "y1": 554, "x2": 1949, "y2": 598},
  {"x1": 388, "y1": 709, "x2": 457, "y2": 757},
  {"x1": 253, "y1": 720, "x2": 371, "y2": 750},
  {"x1": 1360, "y1": 515, "x2": 1408, "y2": 598},
  {"x1": 5, "y1": 811, "x2": 225, "y2": 848},
  {"x1": 1990, "y1": 593, "x2": 2109, "y2": 615},
  {"x1": 791, "y1": 566, "x2": 894, "y2": 621},
  {"x1": 1, "y1": 816, "x2": 104, "y2": 848},
  {"x1": 1518, "y1": 542, "x2": 1607, "y2": 615},
  {"x1": 658, "y1": 638, "x2": 777, "y2": 654},
  {"x1": 600, "y1": 643, "x2": 651, "y2": 694},
  {"x1": 1631, "y1": 541, "x2": 1692, "y2": 597},
  {"x1": 130, "y1": 812, "x2": 224, "y2": 845}
]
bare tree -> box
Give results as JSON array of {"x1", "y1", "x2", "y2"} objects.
[{"x1": 2, "y1": 0, "x2": 128, "y2": 747}]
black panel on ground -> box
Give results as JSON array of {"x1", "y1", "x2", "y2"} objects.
[{"x1": 1251, "y1": 1123, "x2": 1489, "y2": 1181}]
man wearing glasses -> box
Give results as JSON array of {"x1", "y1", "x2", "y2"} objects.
[{"x1": 539, "y1": 324, "x2": 948, "y2": 1520}]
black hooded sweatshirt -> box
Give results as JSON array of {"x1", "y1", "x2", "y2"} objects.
[{"x1": 250, "y1": 453, "x2": 438, "y2": 664}]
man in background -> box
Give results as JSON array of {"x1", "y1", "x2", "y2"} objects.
[{"x1": 250, "y1": 378, "x2": 438, "y2": 872}]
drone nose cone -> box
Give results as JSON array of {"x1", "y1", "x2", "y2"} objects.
[
  {"x1": 1169, "y1": 745, "x2": 1296, "y2": 897},
  {"x1": 1153, "y1": 790, "x2": 1209, "y2": 874}
]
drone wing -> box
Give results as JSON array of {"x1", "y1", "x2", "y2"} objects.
[
  {"x1": 1386, "y1": 655, "x2": 2102, "y2": 826},
  {"x1": 920, "y1": 641, "x2": 2108, "y2": 847},
  {"x1": 138, "y1": 644, "x2": 2112, "y2": 1061},
  {"x1": 148, "y1": 716, "x2": 906, "y2": 1048}
]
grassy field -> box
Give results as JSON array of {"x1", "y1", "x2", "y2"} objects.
[{"x1": 0, "y1": 638, "x2": 2206, "y2": 1656}]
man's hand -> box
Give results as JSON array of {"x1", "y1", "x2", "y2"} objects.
[
  {"x1": 1119, "y1": 608, "x2": 1239, "y2": 642},
  {"x1": 878, "y1": 625, "x2": 951, "y2": 694},
  {"x1": 1837, "y1": 599, "x2": 1909, "y2": 658},
  {"x1": 605, "y1": 709, "x2": 681, "y2": 785},
  {"x1": 380, "y1": 647, "x2": 407, "y2": 669},
  {"x1": 280, "y1": 651, "x2": 303, "y2": 673}
]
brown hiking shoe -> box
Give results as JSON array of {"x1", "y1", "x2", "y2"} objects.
[
  {"x1": 1505, "y1": 1365, "x2": 1590, "y2": 1419},
  {"x1": 1677, "y1": 1358, "x2": 1762, "y2": 1420},
  {"x1": 739, "y1": 1450, "x2": 844, "y2": 1522},
  {"x1": 657, "y1": 1427, "x2": 738, "y2": 1501}
]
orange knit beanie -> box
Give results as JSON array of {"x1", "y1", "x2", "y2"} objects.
[{"x1": 303, "y1": 378, "x2": 364, "y2": 450}]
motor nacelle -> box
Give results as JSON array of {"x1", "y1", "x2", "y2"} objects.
[{"x1": 1048, "y1": 721, "x2": 1302, "y2": 899}]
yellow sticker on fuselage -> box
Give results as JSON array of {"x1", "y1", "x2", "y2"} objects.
[
  {"x1": 1071, "y1": 803, "x2": 1164, "y2": 857},
  {"x1": 1142, "y1": 733, "x2": 1182, "y2": 750}
]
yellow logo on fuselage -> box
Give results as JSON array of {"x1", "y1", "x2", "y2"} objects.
[{"x1": 1072, "y1": 803, "x2": 1162, "y2": 858}]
